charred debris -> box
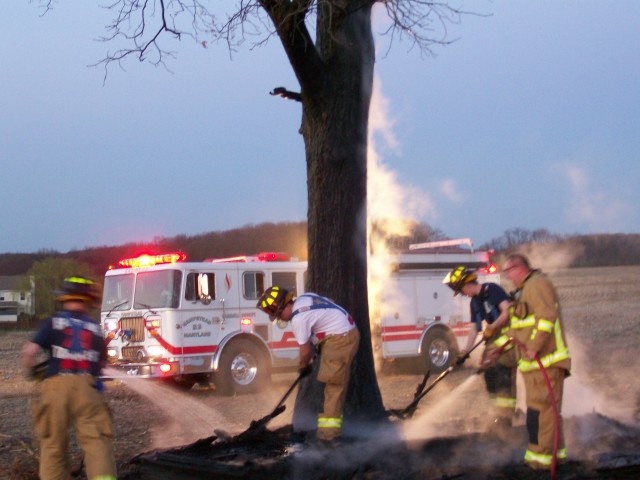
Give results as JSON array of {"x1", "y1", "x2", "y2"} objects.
[{"x1": 117, "y1": 409, "x2": 640, "y2": 480}]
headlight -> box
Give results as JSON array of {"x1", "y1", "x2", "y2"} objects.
[
  {"x1": 107, "y1": 348, "x2": 118, "y2": 358},
  {"x1": 105, "y1": 320, "x2": 119, "y2": 332},
  {"x1": 147, "y1": 346, "x2": 164, "y2": 358}
]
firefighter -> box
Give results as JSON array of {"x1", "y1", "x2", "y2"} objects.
[
  {"x1": 257, "y1": 286, "x2": 359, "y2": 443},
  {"x1": 443, "y1": 266, "x2": 517, "y2": 430},
  {"x1": 22, "y1": 276, "x2": 117, "y2": 480},
  {"x1": 503, "y1": 254, "x2": 571, "y2": 471}
]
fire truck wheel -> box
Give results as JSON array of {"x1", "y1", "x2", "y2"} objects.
[
  {"x1": 216, "y1": 339, "x2": 270, "y2": 396},
  {"x1": 420, "y1": 328, "x2": 458, "y2": 374}
]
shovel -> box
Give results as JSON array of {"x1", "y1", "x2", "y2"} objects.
[{"x1": 245, "y1": 371, "x2": 305, "y2": 433}]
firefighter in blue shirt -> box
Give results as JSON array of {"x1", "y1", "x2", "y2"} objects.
[
  {"x1": 443, "y1": 266, "x2": 517, "y2": 430},
  {"x1": 22, "y1": 276, "x2": 116, "y2": 480}
]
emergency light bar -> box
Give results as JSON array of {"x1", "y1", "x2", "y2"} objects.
[
  {"x1": 117, "y1": 252, "x2": 187, "y2": 268},
  {"x1": 205, "y1": 252, "x2": 291, "y2": 263}
]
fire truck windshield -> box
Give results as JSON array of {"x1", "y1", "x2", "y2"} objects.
[
  {"x1": 133, "y1": 270, "x2": 182, "y2": 309},
  {"x1": 102, "y1": 274, "x2": 134, "y2": 313}
]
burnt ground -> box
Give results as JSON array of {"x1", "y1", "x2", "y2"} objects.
[
  {"x1": 2, "y1": 266, "x2": 640, "y2": 479},
  {"x1": 116, "y1": 414, "x2": 640, "y2": 480}
]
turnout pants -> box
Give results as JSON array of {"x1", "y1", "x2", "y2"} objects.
[
  {"x1": 483, "y1": 345, "x2": 517, "y2": 423},
  {"x1": 34, "y1": 375, "x2": 116, "y2": 480},
  {"x1": 522, "y1": 367, "x2": 567, "y2": 470},
  {"x1": 315, "y1": 328, "x2": 360, "y2": 440}
]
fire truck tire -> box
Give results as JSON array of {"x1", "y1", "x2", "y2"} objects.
[
  {"x1": 215, "y1": 339, "x2": 270, "y2": 396},
  {"x1": 420, "y1": 328, "x2": 459, "y2": 374}
]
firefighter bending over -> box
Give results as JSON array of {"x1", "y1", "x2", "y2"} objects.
[
  {"x1": 443, "y1": 266, "x2": 517, "y2": 430},
  {"x1": 503, "y1": 254, "x2": 571, "y2": 471},
  {"x1": 257, "y1": 286, "x2": 359, "y2": 443},
  {"x1": 22, "y1": 276, "x2": 117, "y2": 480}
]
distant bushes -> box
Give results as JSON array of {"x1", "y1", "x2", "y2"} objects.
[{"x1": 1, "y1": 224, "x2": 638, "y2": 278}]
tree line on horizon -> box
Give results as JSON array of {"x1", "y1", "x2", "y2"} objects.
[{"x1": 1, "y1": 222, "x2": 638, "y2": 279}]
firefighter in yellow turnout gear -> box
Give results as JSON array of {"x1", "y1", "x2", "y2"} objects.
[
  {"x1": 22, "y1": 277, "x2": 117, "y2": 480},
  {"x1": 258, "y1": 286, "x2": 359, "y2": 442},
  {"x1": 503, "y1": 254, "x2": 571, "y2": 471}
]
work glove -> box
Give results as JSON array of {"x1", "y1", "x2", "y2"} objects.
[
  {"x1": 455, "y1": 351, "x2": 468, "y2": 367},
  {"x1": 27, "y1": 360, "x2": 49, "y2": 382},
  {"x1": 482, "y1": 326, "x2": 495, "y2": 342},
  {"x1": 298, "y1": 365, "x2": 313, "y2": 378},
  {"x1": 479, "y1": 348, "x2": 499, "y2": 371}
]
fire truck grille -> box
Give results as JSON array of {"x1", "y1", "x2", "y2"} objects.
[
  {"x1": 122, "y1": 346, "x2": 144, "y2": 360},
  {"x1": 120, "y1": 316, "x2": 145, "y2": 342}
]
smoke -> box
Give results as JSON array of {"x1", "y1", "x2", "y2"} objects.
[
  {"x1": 366, "y1": 77, "x2": 435, "y2": 365},
  {"x1": 507, "y1": 241, "x2": 584, "y2": 274},
  {"x1": 555, "y1": 163, "x2": 632, "y2": 232},
  {"x1": 367, "y1": 77, "x2": 435, "y2": 238},
  {"x1": 562, "y1": 335, "x2": 630, "y2": 421}
]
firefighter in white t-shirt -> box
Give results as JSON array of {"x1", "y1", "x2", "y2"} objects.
[{"x1": 258, "y1": 286, "x2": 359, "y2": 442}]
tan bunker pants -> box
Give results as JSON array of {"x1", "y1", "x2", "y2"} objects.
[
  {"x1": 34, "y1": 375, "x2": 116, "y2": 480},
  {"x1": 522, "y1": 367, "x2": 567, "y2": 469},
  {"x1": 315, "y1": 328, "x2": 360, "y2": 441}
]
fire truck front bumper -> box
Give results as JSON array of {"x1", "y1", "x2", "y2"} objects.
[{"x1": 101, "y1": 360, "x2": 179, "y2": 380}]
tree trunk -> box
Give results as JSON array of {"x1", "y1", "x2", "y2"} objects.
[{"x1": 298, "y1": 3, "x2": 386, "y2": 424}]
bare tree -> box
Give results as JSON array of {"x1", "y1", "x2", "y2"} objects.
[{"x1": 39, "y1": 0, "x2": 467, "y2": 424}]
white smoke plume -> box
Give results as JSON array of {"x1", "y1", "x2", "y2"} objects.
[
  {"x1": 555, "y1": 162, "x2": 631, "y2": 232},
  {"x1": 366, "y1": 77, "x2": 434, "y2": 365}
]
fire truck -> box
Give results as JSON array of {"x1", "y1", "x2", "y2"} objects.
[{"x1": 100, "y1": 240, "x2": 498, "y2": 394}]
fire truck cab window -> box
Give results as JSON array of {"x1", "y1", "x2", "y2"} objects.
[
  {"x1": 134, "y1": 270, "x2": 182, "y2": 309},
  {"x1": 271, "y1": 272, "x2": 298, "y2": 297},
  {"x1": 102, "y1": 274, "x2": 134, "y2": 312},
  {"x1": 243, "y1": 272, "x2": 264, "y2": 300},
  {"x1": 185, "y1": 272, "x2": 216, "y2": 303}
]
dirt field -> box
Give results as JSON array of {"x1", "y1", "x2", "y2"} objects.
[{"x1": 1, "y1": 266, "x2": 639, "y2": 479}]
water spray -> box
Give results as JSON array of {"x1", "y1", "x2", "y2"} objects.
[{"x1": 389, "y1": 337, "x2": 486, "y2": 420}]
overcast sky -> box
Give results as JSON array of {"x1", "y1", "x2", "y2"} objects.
[{"x1": 2, "y1": 1, "x2": 638, "y2": 254}]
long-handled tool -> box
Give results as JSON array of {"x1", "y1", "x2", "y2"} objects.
[
  {"x1": 387, "y1": 371, "x2": 430, "y2": 419},
  {"x1": 245, "y1": 371, "x2": 305, "y2": 433},
  {"x1": 394, "y1": 337, "x2": 486, "y2": 419},
  {"x1": 455, "y1": 336, "x2": 485, "y2": 367}
]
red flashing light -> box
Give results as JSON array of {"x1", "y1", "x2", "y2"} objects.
[
  {"x1": 117, "y1": 252, "x2": 187, "y2": 268},
  {"x1": 479, "y1": 263, "x2": 499, "y2": 274},
  {"x1": 257, "y1": 252, "x2": 290, "y2": 262}
]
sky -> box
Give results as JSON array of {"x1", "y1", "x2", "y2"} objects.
[{"x1": 1, "y1": 1, "x2": 639, "y2": 254}]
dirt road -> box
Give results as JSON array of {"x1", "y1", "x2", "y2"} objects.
[{"x1": 1, "y1": 266, "x2": 639, "y2": 479}]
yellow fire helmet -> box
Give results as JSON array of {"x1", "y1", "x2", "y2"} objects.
[
  {"x1": 442, "y1": 266, "x2": 477, "y2": 296},
  {"x1": 54, "y1": 276, "x2": 99, "y2": 304},
  {"x1": 257, "y1": 286, "x2": 294, "y2": 320}
]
